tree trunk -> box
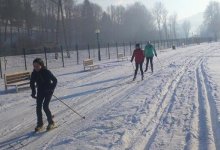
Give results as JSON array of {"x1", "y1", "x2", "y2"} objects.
[
  {"x1": 0, "y1": 26, "x2": 2, "y2": 42},
  {"x1": 10, "y1": 21, "x2": 12, "y2": 47},
  {"x1": 4, "y1": 20, "x2": 8, "y2": 42}
]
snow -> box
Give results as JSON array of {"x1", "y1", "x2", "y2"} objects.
[{"x1": 1, "y1": 42, "x2": 220, "y2": 150}]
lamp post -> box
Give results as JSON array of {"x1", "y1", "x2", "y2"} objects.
[{"x1": 95, "y1": 29, "x2": 101, "y2": 61}]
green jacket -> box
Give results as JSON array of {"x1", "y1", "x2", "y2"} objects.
[{"x1": 144, "y1": 44, "x2": 157, "y2": 57}]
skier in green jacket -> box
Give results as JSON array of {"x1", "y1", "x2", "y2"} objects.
[{"x1": 144, "y1": 41, "x2": 157, "y2": 73}]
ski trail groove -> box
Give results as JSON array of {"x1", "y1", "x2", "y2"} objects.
[{"x1": 196, "y1": 65, "x2": 216, "y2": 150}]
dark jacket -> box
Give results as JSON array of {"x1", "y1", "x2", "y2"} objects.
[
  {"x1": 30, "y1": 68, "x2": 57, "y2": 94},
  {"x1": 131, "y1": 48, "x2": 145, "y2": 64}
]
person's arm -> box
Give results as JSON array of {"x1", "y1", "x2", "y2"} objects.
[
  {"x1": 30, "y1": 71, "x2": 36, "y2": 98},
  {"x1": 47, "y1": 70, "x2": 57, "y2": 91},
  {"x1": 131, "y1": 50, "x2": 135, "y2": 62}
]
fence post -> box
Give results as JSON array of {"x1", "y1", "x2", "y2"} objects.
[
  {"x1": 157, "y1": 41, "x2": 160, "y2": 50},
  {"x1": 88, "y1": 44, "x2": 90, "y2": 59},
  {"x1": 108, "y1": 43, "x2": 110, "y2": 59},
  {"x1": 23, "y1": 48, "x2": 27, "y2": 70},
  {"x1": 76, "y1": 44, "x2": 79, "y2": 65},
  {"x1": 153, "y1": 41, "x2": 156, "y2": 49},
  {"x1": 141, "y1": 41, "x2": 143, "y2": 48},
  {"x1": 116, "y1": 42, "x2": 118, "y2": 58},
  {"x1": 164, "y1": 40, "x2": 166, "y2": 49},
  {"x1": 0, "y1": 57, "x2": 2, "y2": 79},
  {"x1": 44, "y1": 47, "x2": 48, "y2": 68},
  {"x1": 170, "y1": 39, "x2": 172, "y2": 47},
  {"x1": 130, "y1": 42, "x2": 132, "y2": 55},
  {"x1": 123, "y1": 42, "x2": 126, "y2": 56},
  {"x1": 4, "y1": 57, "x2": 7, "y2": 71},
  {"x1": 61, "y1": 45, "x2": 65, "y2": 67}
]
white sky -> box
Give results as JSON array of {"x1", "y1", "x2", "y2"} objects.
[{"x1": 78, "y1": 0, "x2": 220, "y2": 20}]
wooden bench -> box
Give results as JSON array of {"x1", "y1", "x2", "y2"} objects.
[
  {"x1": 83, "y1": 59, "x2": 99, "y2": 71},
  {"x1": 118, "y1": 53, "x2": 127, "y2": 61},
  {"x1": 4, "y1": 71, "x2": 31, "y2": 92}
]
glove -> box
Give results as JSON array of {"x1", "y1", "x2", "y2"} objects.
[
  {"x1": 130, "y1": 60, "x2": 133, "y2": 63},
  {"x1": 155, "y1": 54, "x2": 157, "y2": 57},
  {"x1": 31, "y1": 92, "x2": 37, "y2": 99},
  {"x1": 45, "y1": 89, "x2": 54, "y2": 95}
]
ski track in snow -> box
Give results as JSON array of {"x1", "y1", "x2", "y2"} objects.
[{"x1": 0, "y1": 43, "x2": 220, "y2": 150}]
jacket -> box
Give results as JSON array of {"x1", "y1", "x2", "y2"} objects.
[
  {"x1": 144, "y1": 44, "x2": 157, "y2": 57},
  {"x1": 30, "y1": 68, "x2": 57, "y2": 94},
  {"x1": 131, "y1": 48, "x2": 145, "y2": 64}
]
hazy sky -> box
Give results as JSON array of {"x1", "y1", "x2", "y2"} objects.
[{"x1": 78, "y1": 0, "x2": 220, "y2": 20}]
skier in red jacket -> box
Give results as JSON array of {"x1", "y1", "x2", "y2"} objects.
[{"x1": 131, "y1": 43, "x2": 145, "y2": 81}]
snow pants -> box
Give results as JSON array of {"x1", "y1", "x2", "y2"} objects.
[
  {"x1": 134, "y1": 62, "x2": 144, "y2": 77},
  {"x1": 145, "y1": 57, "x2": 153, "y2": 72},
  {"x1": 36, "y1": 91, "x2": 53, "y2": 126}
]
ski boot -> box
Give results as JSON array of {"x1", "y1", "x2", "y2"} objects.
[
  {"x1": 35, "y1": 124, "x2": 44, "y2": 132},
  {"x1": 142, "y1": 75, "x2": 144, "y2": 80},
  {"x1": 133, "y1": 76, "x2": 136, "y2": 81},
  {"x1": 46, "y1": 122, "x2": 56, "y2": 131}
]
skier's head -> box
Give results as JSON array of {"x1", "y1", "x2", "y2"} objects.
[
  {"x1": 135, "y1": 43, "x2": 140, "y2": 49},
  {"x1": 33, "y1": 58, "x2": 45, "y2": 72},
  {"x1": 147, "y1": 41, "x2": 151, "y2": 45}
]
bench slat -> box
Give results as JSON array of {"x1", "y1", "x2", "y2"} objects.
[
  {"x1": 6, "y1": 73, "x2": 30, "y2": 78},
  {"x1": 6, "y1": 74, "x2": 30, "y2": 80},
  {"x1": 7, "y1": 78, "x2": 30, "y2": 84},
  {"x1": 7, "y1": 81, "x2": 30, "y2": 86},
  {"x1": 6, "y1": 72, "x2": 30, "y2": 77}
]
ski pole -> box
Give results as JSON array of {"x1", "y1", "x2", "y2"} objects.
[
  {"x1": 131, "y1": 61, "x2": 135, "y2": 70},
  {"x1": 53, "y1": 95, "x2": 86, "y2": 119},
  {"x1": 156, "y1": 56, "x2": 163, "y2": 68}
]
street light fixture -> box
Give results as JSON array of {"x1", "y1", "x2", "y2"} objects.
[{"x1": 95, "y1": 29, "x2": 101, "y2": 61}]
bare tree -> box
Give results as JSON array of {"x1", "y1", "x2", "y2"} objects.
[
  {"x1": 169, "y1": 13, "x2": 178, "y2": 39},
  {"x1": 204, "y1": 1, "x2": 220, "y2": 41},
  {"x1": 182, "y1": 20, "x2": 191, "y2": 39},
  {"x1": 123, "y1": 2, "x2": 154, "y2": 41},
  {"x1": 162, "y1": 8, "x2": 168, "y2": 40},
  {"x1": 153, "y1": 2, "x2": 166, "y2": 40}
]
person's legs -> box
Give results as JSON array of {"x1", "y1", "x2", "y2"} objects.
[
  {"x1": 36, "y1": 94, "x2": 44, "y2": 127},
  {"x1": 145, "y1": 57, "x2": 150, "y2": 72},
  {"x1": 150, "y1": 57, "x2": 153, "y2": 72},
  {"x1": 133, "y1": 63, "x2": 139, "y2": 80},
  {"x1": 140, "y1": 62, "x2": 144, "y2": 80},
  {"x1": 140, "y1": 63, "x2": 143, "y2": 75},
  {"x1": 43, "y1": 92, "x2": 54, "y2": 125}
]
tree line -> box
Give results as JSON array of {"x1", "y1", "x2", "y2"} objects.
[{"x1": 0, "y1": 0, "x2": 216, "y2": 54}]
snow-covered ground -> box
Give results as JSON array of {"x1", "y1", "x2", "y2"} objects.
[{"x1": 0, "y1": 42, "x2": 220, "y2": 150}]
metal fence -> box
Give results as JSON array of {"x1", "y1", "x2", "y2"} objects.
[{"x1": 0, "y1": 37, "x2": 211, "y2": 78}]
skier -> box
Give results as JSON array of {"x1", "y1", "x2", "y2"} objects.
[
  {"x1": 131, "y1": 43, "x2": 145, "y2": 81},
  {"x1": 144, "y1": 41, "x2": 157, "y2": 73},
  {"x1": 30, "y1": 58, "x2": 57, "y2": 132}
]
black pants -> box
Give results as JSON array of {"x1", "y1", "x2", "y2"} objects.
[
  {"x1": 134, "y1": 62, "x2": 144, "y2": 77},
  {"x1": 36, "y1": 92, "x2": 53, "y2": 126},
  {"x1": 145, "y1": 57, "x2": 153, "y2": 72}
]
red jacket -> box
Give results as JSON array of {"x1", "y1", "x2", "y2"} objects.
[{"x1": 131, "y1": 48, "x2": 145, "y2": 64}]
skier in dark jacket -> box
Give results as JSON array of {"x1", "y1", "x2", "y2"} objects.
[
  {"x1": 131, "y1": 43, "x2": 145, "y2": 81},
  {"x1": 30, "y1": 58, "x2": 57, "y2": 132},
  {"x1": 144, "y1": 41, "x2": 157, "y2": 73}
]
